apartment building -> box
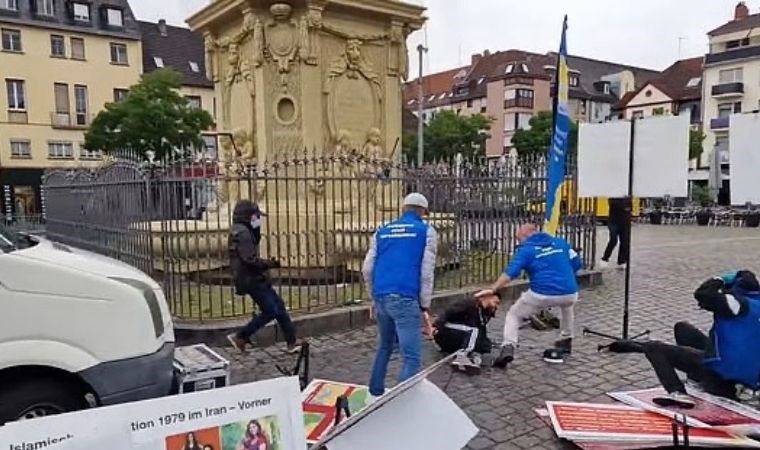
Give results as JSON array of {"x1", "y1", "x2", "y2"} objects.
[
  {"x1": 405, "y1": 49, "x2": 658, "y2": 158},
  {"x1": 702, "y1": 1, "x2": 760, "y2": 197},
  {"x1": 138, "y1": 19, "x2": 216, "y2": 124},
  {"x1": 0, "y1": 0, "x2": 142, "y2": 216}
]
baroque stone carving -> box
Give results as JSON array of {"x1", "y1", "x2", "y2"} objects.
[
  {"x1": 263, "y1": 3, "x2": 302, "y2": 88},
  {"x1": 388, "y1": 23, "x2": 409, "y2": 80},
  {"x1": 325, "y1": 39, "x2": 382, "y2": 101},
  {"x1": 362, "y1": 127, "x2": 384, "y2": 160}
]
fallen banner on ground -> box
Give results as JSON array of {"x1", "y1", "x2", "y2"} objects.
[
  {"x1": 545, "y1": 401, "x2": 760, "y2": 448},
  {"x1": 609, "y1": 387, "x2": 760, "y2": 427},
  {"x1": 312, "y1": 354, "x2": 478, "y2": 450},
  {"x1": 302, "y1": 379, "x2": 372, "y2": 444},
  {"x1": 0, "y1": 377, "x2": 306, "y2": 450}
]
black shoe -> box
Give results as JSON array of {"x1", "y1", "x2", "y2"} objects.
[
  {"x1": 555, "y1": 338, "x2": 572, "y2": 355},
  {"x1": 493, "y1": 344, "x2": 515, "y2": 368},
  {"x1": 543, "y1": 348, "x2": 565, "y2": 363},
  {"x1": 608, "y1": 340, "x2": 645, "y2": 354}
]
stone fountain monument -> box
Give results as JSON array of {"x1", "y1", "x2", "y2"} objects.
[{"x1": 152, "y1": 0, "x2": 430, "y2": 274}]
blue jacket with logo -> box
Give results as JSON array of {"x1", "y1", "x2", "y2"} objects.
[
  {"x1": 505, "y1": 232, "x2": 582, "y2": 296},
  {"x1": 696, "y1": 277, "x2": 760, "y2": 389},
  {"x1": 362, "y1": 211, "x2": 438, "y2": 309}
]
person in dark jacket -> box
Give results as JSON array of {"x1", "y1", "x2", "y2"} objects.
[
  {"x1": 227, "y1": 200, "x2": 302, "y2": 353},
  {"x1": 611, "y1": 270, "x2": 760, "y2": 408},
  {"x1": 433, "y1": 292, "x2": 500, "y2": 374},
  {"x1": 600, "y1": 197, "x2": 631, "y2": 269}
]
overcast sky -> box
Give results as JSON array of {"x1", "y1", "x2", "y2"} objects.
[{"x1": 132, "y1": 0, "x2": 754, "y2": 74}]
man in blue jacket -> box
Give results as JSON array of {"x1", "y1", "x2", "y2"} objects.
[
  {"x1": 611, "y1": 270, "x2": 760, "y2": 408},
  {"x1": 478, "y1": 224, "x2": 582, "y2": 368},
  {"x1": 363, "y1": 193, "x2": 438, "y2": 398}
]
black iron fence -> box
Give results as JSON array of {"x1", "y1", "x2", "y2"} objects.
[{"x1": 43, "y1": 151, "x2": 596, "y2": 322}]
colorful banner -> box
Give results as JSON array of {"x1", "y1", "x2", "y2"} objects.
[
  {"x1": 545, "y1": 15, "x2": 571, "y2": 237},
  {"x1": 302, "y1": 379, "x2": 372, "y2": 444},
  {"x1": 0, "y1": 377, "x2": 306, "y2": 450}
]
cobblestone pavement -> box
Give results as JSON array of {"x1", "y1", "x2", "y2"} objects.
[{"x1": 212, "y1": 225, "x2": 760, "y2": 449}]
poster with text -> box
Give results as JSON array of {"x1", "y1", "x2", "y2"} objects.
[
  {"x1": 546, "y1": 401, "x2": 760, "y2": 447},
  {"x1": 0, "y1": 377, "x2": 306, "y2": 450}
]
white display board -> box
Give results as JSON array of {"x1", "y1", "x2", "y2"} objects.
[
  {"x1": 0, "y1": 377, "x2": 306, "y2": 450},
  {"x1": 633, "y1": 115, "x2": 689, "y2": 198},
  {"x1": 730, "y1": 113, "x2": 760, "y2": 205},
  {"x1": 577, "y1": 121, "x2": 631, "y2": 198},
  {"x1": 577, "y1": 116, "x2": 690, "y2": 198}
]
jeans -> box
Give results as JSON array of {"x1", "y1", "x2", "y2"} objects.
[
  {"x1": 602, "y1": 222, "x2": 629, "y2": 265},
  {"x1": 643, "y1": 322, "x2": 736, "y2": 399},
  {"x1": 237, "y1": 282, "x2": 296, "y2": 346},
  {"x1": 369, "y1": 295, "x2": 422, "y2": 396},
  {"x1": 502, "y1": 290, "x2": 577, "y2": 346}
]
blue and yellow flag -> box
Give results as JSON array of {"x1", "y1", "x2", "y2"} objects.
[{"x1": 545, "y1": 16, "x2": 571, "y2": 237}]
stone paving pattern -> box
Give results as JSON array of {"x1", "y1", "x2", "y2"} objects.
[{"x1": 212, "y1": 225, "x2": 760, "y2": 449}]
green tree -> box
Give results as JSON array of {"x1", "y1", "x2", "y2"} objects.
[
  {"x1": 511, "y1": 111, "x2": 579, "y2": 159},
  {"x1": 85, "y1": 69, "x2": 214, "y2": 160},
  {"x1": 689, "y1": 128, "x2": 706, "y2": 161},
  {"x1": 404, "y1": 110, "x2": 491, "y2": 163}
]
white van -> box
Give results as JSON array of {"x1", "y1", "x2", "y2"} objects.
[{"x1": 0, "y1": 224, "x2": 175, "y2": 423}]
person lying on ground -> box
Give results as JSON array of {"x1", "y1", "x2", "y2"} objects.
[
  {"x1": 610, "y1": 270, "x2": 760, "y2": 409},
  {"x1": 477, "y1": 224, "x2": 583, "y2": 367},
  {"x1": 432, "y1": 292, "x2": 501, "y2": 375}
]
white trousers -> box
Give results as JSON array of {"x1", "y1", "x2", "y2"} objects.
[{"x1": 502, "y1": 290, "x2": 578, "y2": 346}]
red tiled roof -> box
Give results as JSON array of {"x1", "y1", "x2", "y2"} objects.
[
  {"x1": 708, "y1": 13, "x2": 760, "y2": 36},
  {"x1": 617, "y1": 57, "x2": 703, "y2": 109},
  {"x1": 403, "y1": 66, "x2": 469, "y2": 104}
]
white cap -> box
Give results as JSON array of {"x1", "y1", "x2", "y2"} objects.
[{"x1": 403, "y1": 193, "x2": 429, "y2": 209}]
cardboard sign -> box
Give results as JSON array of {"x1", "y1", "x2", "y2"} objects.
[
  {"x1": 302, "y1": 380, "x2": 372, "y2": 444},
  {"x1": 545, "y1": 401, "x2": 760, "y2": 447},
  {"x1": 608, "y1": 387, "x2": 760, "y2": 427},
  {"x1": 0, "y1": 377, "x2": 306, "y2": 450}
]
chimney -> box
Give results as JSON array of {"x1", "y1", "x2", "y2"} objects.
[
  {"x1": 483, "y1": 49, "x2": 491, "y2": 57},
  {"x1": 735, "y1": 2, "x2": 749, "y2": 20},
  {"x1": 158, "y1": 19, "x2": 168, "y2": 37},
  {"x1": 471, "y1": 53, "x2": 482, "y2": 66}
]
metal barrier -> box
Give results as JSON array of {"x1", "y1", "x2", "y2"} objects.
[{"x1": 43, "y1": 151, "x2": 596, "y2": 322}]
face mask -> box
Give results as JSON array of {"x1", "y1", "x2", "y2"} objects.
[{"x1": 251, "y1": 217, "x2": 262, "y2": 229}]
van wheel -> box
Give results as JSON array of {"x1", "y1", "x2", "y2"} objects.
[{"x1": 0, "y1": 377, "x2": 87, "y2": 424}]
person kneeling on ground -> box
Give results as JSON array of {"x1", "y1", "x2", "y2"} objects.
[
  {"x1": 611, "y1": 270, "x2": 760, "y2": 409},
  {"x1": 433, "y1": 292, "x2": 501, "y2": 375},
  {"x1": 478, "y1": 224, "x2": 583, "y2": 368}
]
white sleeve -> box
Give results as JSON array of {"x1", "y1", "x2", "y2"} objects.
[
  {"x1": 419, "y1": 225, "x2": 438, "y2": 309},
  {"x1": 362, "y1": 233, "x2": 378, "y2": 300}
]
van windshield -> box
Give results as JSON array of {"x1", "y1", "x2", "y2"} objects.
[{"x1": 0, "y1": 224, "x2": 18, "y2": 253}]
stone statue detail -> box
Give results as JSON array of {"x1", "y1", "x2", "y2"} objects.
[
  {"x1": 388, "y1": 24, "x2": 409, "y2": 80},
  {"x1": 300, "y1": 8, "x2": 322, "y2": 65},
  {"x1": 324, "y1": 39, "x2": 383, "y2": 102},
  {"x1": 362, "y1": 127, "x2": 384, "y2": 160},
  {"x1": 334, "y1": 129, "x2": 354, "y2": 157},
  {"x1": 203, "y1": 32, "x2": 219, "y2": 82},
  {"x1": 264, "y1": 3, "x2": 301, "y2": 88}
]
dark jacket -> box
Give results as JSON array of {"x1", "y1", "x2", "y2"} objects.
[
  {"x1": 228, "y1": 200, "x2": 277, "y2": 293},
  {"x1": 434, "y1": 298, "x2": 495, "y2": 334},
  {"x1": 608, "y1": 197, "x2": 631, "y2": 226}
]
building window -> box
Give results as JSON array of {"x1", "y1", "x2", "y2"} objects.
[
  {"x1": 50, "y1": 35, "x2": 65, "y2": 57},
  {"x1": 153, "y1": 56, "x2": 164, "y2": 68},
  {"x1": 189, "y1": 61, "x2": 200, "y2": 73},
  {"x1": 726, "y1": 38, "x2": 750, "y2": 50},
  {"x1": 1, "y1": 0, "x2": 18, "y2": 11},
  {"x1": 71, "y1": 37, "x2": 85, "y2": 60},
  {"x1": 466, "y1": 99, "x2": 473, "y2": 108},
  {"x1": 505, "y1": 113, "x2": 515, "y2": 131},
  {"x1": 110, "y1": 43, "x2": 128, "y2": 65},
  {"x1": 6, "y1": 79, "x2": 25, "y2": 110},
  {"x1": 632, "y1": 110, "x2": 644, "y2": 119},
  {"x1": 54, "y1": 82, "x2": 69, "y2": 114},
  {"x1": 719, "y1": 68, "x2": 743, "y2": 84},
  {"x1": 72, "y1": 2, "x2": 90, "y2": 22},
  {"x1": 652, "y1": 107, "x2": 666, "y2": 116},
  {"x1": 1, "y1": 28, "x2": 22, "y2": 52},
  {"x1": 106, "y1": 8, "x2": 123, "y2": 27},
  {"x1": 569, "y1": 76, "x2": 580, "y2": 87},
  {"x1": 10, "y1": 140, "x2": 31, "y2": 158},
  {"x1": 48, "y1": 142, "x2": 74, "y2": 159},
  {"x1": 517, "y1": 112, "x2": 532, "y2": 130},
  {"x1": 504, "y1": 88, "x2": 533, "y2": 108},
  {"x1": 36, "y1": 0, "x2": 54, "y2": 16},
  {"x1": 504, "y1": 64, "x2": 514, "y2": 75},
  {"x1": 113, "y1": 88, "x2": 128, "y2": 103},
  {"x1": 686, "y1": 77, "x2": 701, "y2": 88},
  {"x1": 74, "y1": 85, "x2": 88, "y2": 126},
  {"x1": 718, "y1": 102, "x2": 742, "y2": 118},
  {"x1": 186, "y1": 95, "x2": 202, "y2": 109},
  {"x1": 80, "y1": 144, "x2": 101, "y2": 160}
]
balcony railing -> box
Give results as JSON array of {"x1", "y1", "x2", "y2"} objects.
[
  {"x1": 51, "y1": 112, "x2": 91, "y2": 129},
  {"x1": 710, "y1": 116, "x2": 730, "y2": 130},
  {"x1": 504, "y1": 98, "x2": 534, "y2": 109},
  {"x1": 711, "y1": 82, "x2": 744, "y2": 97},
  {"x1": 705, "y1": 45, "x2": 760, "y2": 65}
]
